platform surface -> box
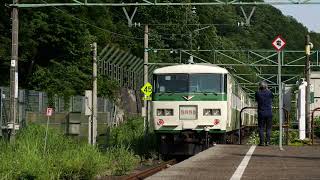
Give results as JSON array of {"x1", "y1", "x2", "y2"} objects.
[{"x1": 147, "y1": 145, "x2": 320, "y2": 180}]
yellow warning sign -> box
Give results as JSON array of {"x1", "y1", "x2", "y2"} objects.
[
  {"x1": 141, "y1": 82, "x2": 153, "y2": 97},
  {"x1": 143, "y1": 96, "x2": 152, "y2": 101}
]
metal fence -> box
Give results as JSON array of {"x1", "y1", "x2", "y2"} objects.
[
  {"x1": 0, "y1": 87, "x2": 115, "y2": 136},
  {"x1": 98, "y1": 44, "x2": 144, "y2": 90}
]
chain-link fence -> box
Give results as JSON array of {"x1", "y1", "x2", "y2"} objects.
[{"x1": 1, "y1": 87, "x2": 141, "y2": 140}]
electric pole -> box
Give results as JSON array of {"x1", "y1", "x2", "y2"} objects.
[
  {"x1": 278, "y1": 52, "x2": 283, "y2": 150},
  {"x1": 305, "y1": 35, "x2": 311, "y2": 139},
  {"x1": 143, "y1": 24, "x2": 149, "y2": 136},
  {"x1": 91, "y1": 42, "x2": 97, "y2": 145},
  {"x1": 9, "y1": 0, "x2": 19, "y2": 143}
]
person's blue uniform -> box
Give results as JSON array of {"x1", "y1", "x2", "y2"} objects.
[{"x1": 255, "y1": 88, "x2": 273, "y2": 146}]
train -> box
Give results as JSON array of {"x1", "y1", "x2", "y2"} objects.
[{"x1": 151, "y1": 63, "x2": 257, "y2": 155}]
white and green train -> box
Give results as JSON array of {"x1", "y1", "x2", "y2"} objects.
[{"x1": 151, "y1": 63, "x2": 257, "y2": 155}]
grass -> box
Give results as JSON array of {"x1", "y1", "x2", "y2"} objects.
[
  {"x1": 247, "y1": 129, "x2": 311, "y2": 146},
  {"x1": 106, "y1": 116, "x2": 158, "y2": 159},
  {"x1": 314, "y1": 116, "x2": 320, "y2": 138},
  {"x1": 0, "y1": 123, "x2": 142, "y2": 179}
]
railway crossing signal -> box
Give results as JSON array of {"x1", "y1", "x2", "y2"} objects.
[{"x1": 272, "y1": 35, "x2": 286, "y2": 51}]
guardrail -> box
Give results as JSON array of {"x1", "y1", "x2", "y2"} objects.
[{"x1": 239, "y1": 107, "x2": 289, "y2": 145}]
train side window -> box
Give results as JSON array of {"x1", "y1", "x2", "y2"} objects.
[{"x1": 224, "y1": 74, "x2": 227, "y2": 94}]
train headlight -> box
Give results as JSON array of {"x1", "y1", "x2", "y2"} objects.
[
  {"x1": 203, "y1": 109, "x2": 213, "y2": 116},
  {"x1": 212, "y1": 109, "x2": 221, "y2": 116},
  {"x1": 157, "y1": 109, "x2": 165, "y2": 116},
  {"x1": 157, "y1": 109, "x2": 174, "y2": 116},
  {"x1": 203, "y1": 109, "x2": 221, "y2": 116},
  {"x1": 165, "y1": 109, "x2": 174, "y2": 116}
]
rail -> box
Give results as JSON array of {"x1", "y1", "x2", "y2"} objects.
[
  {"x1": 311, "y1": 107, "x2": 320, "y2": 145},
  {"x1": 239, "y1": 107, "x2": 289, "y2": 145},
  {"x1": 125, "y1": 159, "x2": 177, "y2": 180}
]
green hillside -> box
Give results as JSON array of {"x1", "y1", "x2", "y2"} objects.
[{"x1": 0, "y1": 0, "x2": 319, "y2": 97}]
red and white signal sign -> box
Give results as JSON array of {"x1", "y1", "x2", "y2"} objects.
[
  {"x1": 46, "y1": 107, "x2": 53, "y2": 117},
  {"x1": 272, "y1": 35, "x2": 286, "y2": 51}
]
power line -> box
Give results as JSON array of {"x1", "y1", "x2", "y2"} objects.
[
  {"x1": 12, "y1": 1, "x2": 320, "y2": 8},
  {"x1": 40, "y1": 0, "x2": 145, "y2": 40}
]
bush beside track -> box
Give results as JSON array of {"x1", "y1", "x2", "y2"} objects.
[{"x1": 0, "y1": 117, "x2": 156, "y2": 179}]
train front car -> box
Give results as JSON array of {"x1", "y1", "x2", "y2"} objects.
[{"x1": 152, "y1": 64, "x2": 229, "y2": 156}]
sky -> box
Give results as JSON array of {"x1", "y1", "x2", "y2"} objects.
[{"x1": 265, "y1": 1, "x2": 320, "y2": 32}]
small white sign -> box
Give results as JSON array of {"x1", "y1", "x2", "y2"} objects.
[
  {"x1": 272, "y1": 35, "x2": 286, "y2": 51},
  {"x1": 310, "y1": 85, "x2": 314, "y2": 92},
  {"x1": 46, "y1": 107, "x2": 53, "y2": 117},
  {"x1": 14, "y1": 72, "x2": 18, "y2": 98},
  {"x1": 11, "y1": 60, "x2": 16, "y2": 67}
]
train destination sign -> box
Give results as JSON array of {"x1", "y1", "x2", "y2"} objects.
[{"x1": 272, "y1": 35, "x2": 286, "y2": 51}]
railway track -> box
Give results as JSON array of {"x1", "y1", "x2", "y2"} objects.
[{"x1": 124, "y1": 159, "x2": 177, "y2": 180}]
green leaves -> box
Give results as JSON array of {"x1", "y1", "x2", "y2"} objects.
[{"x1": 0, "y1": 1, "x2": 320, "y2": 97}]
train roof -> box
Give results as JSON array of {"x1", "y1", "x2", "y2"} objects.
[{"x1": 153, "y1": 64, "x2": 229, "y2": 74}]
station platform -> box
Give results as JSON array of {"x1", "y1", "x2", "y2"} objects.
[{"x1": 146, "y1": 145, "x2": 320, "y2": 180}]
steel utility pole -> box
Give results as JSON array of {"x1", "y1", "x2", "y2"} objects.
[
  {"x1": 305, "y1": 35, "x2": 311, "y2": 139},
  {"x1": 278, "y1": 51, "x2": 283, "y2": 151},
  {"x1": 143, "y1": 25, "x2": 149, "y2": 136},
  {"x1": 9, "y1": 0, "x2": 19, "y2": 143},
  {"x1": 91, "y1": 42, "x2": 98, "y2": 145}
]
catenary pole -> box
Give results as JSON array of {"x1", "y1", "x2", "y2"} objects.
[
  {"x1": 144, "y1": 25, "x2": 149, "y2": 137},
  {"x1": 92, "y1": 42, "x2": 97, "y2": 145},
  {"x1": 9, "y1": 0, "x2": 19, "y2": 143},
  {"x1": 278, "y1": 51, "x2": 284, "y2": 150},
  {"x1": 305, "y1": 35, "x2": 311, "y2": 139}
]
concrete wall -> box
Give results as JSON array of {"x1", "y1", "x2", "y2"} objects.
[{"x1": 26, "y1": 112, "x2": 111, "y2": 141}]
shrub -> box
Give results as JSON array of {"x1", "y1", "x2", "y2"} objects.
[
  {"x1": 104, "y1": 145, "x2": 139, "y2": 176},
  {"x1": 246, "y1": 129, "x2": 310, "y2": 146},
  {"x1": 314, "y1": 116, "x2": 320, "y2": 138},
  {"x1": 0, "y1": 124, "x2": 140, "y2": 179},
  {"x1": 107, "y1": 116, "x2": 158, "y2": 158}
]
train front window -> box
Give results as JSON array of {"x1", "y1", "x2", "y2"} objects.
[
  {"x1": 155, "y1": 74, "x2": 227, "y2": 94},
  {"x1": 156, "y1": 74, "x2": 189, "y2": 93},
  {"x1": 189, "y1": 74, "x2": 225, "y2": 93}
]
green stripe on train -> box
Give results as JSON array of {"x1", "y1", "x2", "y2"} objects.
[{"x1": 153, "y1": 93, "x2": 227, "y2": 101}]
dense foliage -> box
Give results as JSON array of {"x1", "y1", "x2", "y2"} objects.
[
  {"x1": 0, "y1": 124, "x2": 140, "y2": 179},
  {"x1": 107, "y1": 116, "x2": 157, "y2": 158},
  {"x1": 1, "y1": 0, "x2": 320, "y2": 97}
]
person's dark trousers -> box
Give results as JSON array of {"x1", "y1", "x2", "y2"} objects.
[{"x1": 258, "y1": 116, "x2": 272, "y2": 145}]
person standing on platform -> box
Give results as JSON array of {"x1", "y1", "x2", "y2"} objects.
[{"x1": 255, "y1": 81, "x2": 273, "y2": 146}]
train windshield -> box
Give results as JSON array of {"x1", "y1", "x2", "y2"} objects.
[{"x1": 155, "y1": 73, "x2": 226, "y2": 93}]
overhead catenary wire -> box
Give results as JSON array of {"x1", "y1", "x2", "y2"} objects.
[{"x1": 40, "y1": 0, "x2": 145, "y2": 40}]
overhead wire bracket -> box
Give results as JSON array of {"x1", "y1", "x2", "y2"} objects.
[{"x1": 122, "y1": 6, "x2": 138, "y2": 27}]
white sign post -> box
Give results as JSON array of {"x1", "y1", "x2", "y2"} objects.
[
  {"x1": 298, "y1": 81, "x2": 307, "y2": 140},
  {"x1": 272, "y1": 35, "x2": 286, "y2": 151},
  {"x1": 44, "y1": 107, "x2": 53, "y2": 153}
]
